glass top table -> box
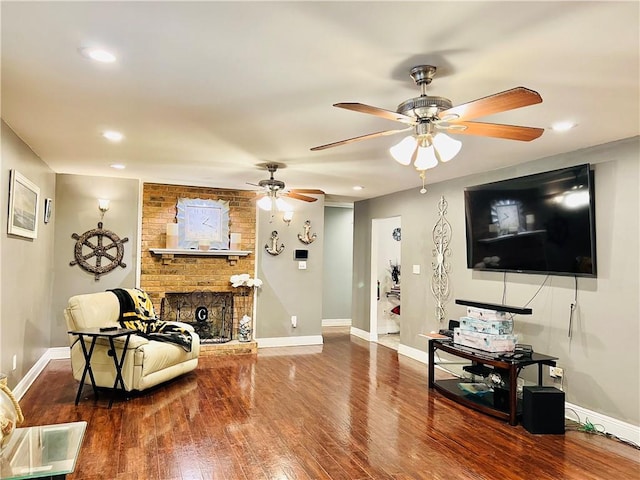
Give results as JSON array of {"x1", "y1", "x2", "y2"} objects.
[{"x1": 0, "y1": 421, "x2": 86, "y2": 479}]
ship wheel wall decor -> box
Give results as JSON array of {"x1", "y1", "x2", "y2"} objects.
[{"x1": 70, "y1": 222, "x2": 129, "y2": 280}]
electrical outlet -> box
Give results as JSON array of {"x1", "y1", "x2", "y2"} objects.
[
  {"x1": 550, "y1": 366, "x2": 564, "y2": 378},
  {"x1": 291, "y1": 315, "x2": 297, "y2": 328},
  {"x1": 12, "y1": 354, "x2": 17, "y2": 371}
]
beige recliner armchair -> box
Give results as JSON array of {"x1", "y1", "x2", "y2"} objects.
[{"x1": 64, "y1": 291, "x2": 200, "y2": 392}]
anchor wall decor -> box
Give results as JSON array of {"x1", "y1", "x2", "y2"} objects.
[
  {"x1": 265, "y1": 230, "x2": 285, "y2": 256},
  {"x1": 297, "y1": 220, "x2": 317, "y2": 245}
]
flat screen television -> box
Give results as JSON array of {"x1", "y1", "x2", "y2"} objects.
[{"x1": 464, "y1": 164, "x2": 596, "y2": 277}]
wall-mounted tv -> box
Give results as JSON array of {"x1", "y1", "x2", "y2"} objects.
[{"x1": 464, "y1": 164, "x2": 596, "y2": 277}]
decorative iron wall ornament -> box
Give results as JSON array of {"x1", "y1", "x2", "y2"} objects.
[
  {"x1": 297, "y1": 220, "x2": 317, "y2": 244},
  {"x1": 265, "y1": 230, "x2": 285, "y2": 256},
  {"x1": 431, "y1": 196, "x2": 452, "y2": 323},
  {"x1": 70, "y1": 222, "x2": 129, "y2": 280}
]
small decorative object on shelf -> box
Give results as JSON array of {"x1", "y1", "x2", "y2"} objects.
[
  {"x1": 230, "y1": 274, "x2": 263, "y2": 342},
  {"x1": 389, "y1": 260, "x2": 400, "y2": 286},
  {"x1": 297, "y1": 220, "x2": 317, "y2": 244},
  {"x1": 265, "y1": 230, "x2": 285, "y2": 255}
]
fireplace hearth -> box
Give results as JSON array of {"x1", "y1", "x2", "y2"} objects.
[{"x1": 160, "y1": 291, "x2": 235, "y2": 343}]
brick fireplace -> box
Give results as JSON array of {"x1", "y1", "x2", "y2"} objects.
[{"x1": 141, "y1": 183, "x2": 257, "y2": 354}]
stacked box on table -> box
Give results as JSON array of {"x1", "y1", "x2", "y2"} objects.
[
  {"x1": 466, "y1": 306, "x2": 510, "y2": 321},
  {"x1": 459, "y1": 316, "x2": 514, "y2": 335},
  {"x1": 453, "y1": 328, "x2": 517, "y2": 353}
]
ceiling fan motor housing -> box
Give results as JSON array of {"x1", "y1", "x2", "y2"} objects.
[
  {"x1": 397, "y1": 95, "x2": 453, "y2": 120},
  {"x1": 259, "y1": 163, "x2": 286, "y2": 190},
  {"x1": 259, "y1": 178, "x2": 285, "y2": 190},
  {"x1": 399, "y1": 65, "x2": 453, "y2": 120}
]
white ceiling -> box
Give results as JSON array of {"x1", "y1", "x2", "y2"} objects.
[{"x1": 2, "y1": 2, "x2": 638, "y2": 203}]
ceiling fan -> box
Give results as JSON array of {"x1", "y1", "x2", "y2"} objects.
[
  {"x1": 249, "y1": 163, "x2": 324, "y2": 213},
  {"x1": 311, "y1": 65, "x2": 544, "y2": 185}
]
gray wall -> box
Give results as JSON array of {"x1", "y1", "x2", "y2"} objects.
[
  {"x1": 51, "y1": 174, "x2": 140, "y2": 347},
  {"x1": 1, "y1": 120, "x2": 56, "y2": 388},
  {"x1": 352, "y1": 136, "x2": 640, "y2": 426},
  {"x1": 322, "y1": 206, "x2": 353, "y2": 321},
  {"x1": 256, "y1": 196, "x2": 324, "y2": 339}
]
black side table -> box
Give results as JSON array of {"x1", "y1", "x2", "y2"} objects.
[{"x1": 68, "y1": 327, "x2": 135, "y2": 408}]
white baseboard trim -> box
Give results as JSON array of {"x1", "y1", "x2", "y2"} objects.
[
  {"x1": 398, "y1": 343, "x2": 430, "y2": 364},
  {"x1": 257, "y1": 335, "x2": 324, "y2": 348},
  {"x1": 350, "y1": 326, "x2": 376, "y2": 341},
  {"x1": 13, "y1": 347, "x2": 70, "y2": 400},
  {"x1": 48, "y1": 347, "x2": 71, "y2": 360},
  {"x1": 322, "y1": 318, "x2": 352, "y2": 327},
  {"x1": 565, "y1": 402, "x2": 640, "y2": 445}
]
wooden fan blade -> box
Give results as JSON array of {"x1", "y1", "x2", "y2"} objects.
[
  {"x1": 290, "y1": 189, "x2": 325, "y2": 194},
  {"x1": 283, "y1": 192, "x2": 318, "y2": 202},
  {"x1": 441, "y1": 87, "x2": 542, "y2": 122},
  {"x1": 310, "y1": 127, "x2": 411, "y2": 151},
  {"x1": 450, "y1": 121, "x2": 544, "y2": 141},
  {"x1": 335, "y1": 103, "x2": 417, "y2": 125}
]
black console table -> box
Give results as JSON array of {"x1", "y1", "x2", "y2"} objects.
[{"x1": 428, "y1": 339, "x2": 557, "y2": 425}]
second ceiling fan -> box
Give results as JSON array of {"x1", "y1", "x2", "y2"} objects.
[
  {"x1": 250, "y1": 163, "x2": 324, "y2": 212},
  {"x1": 311, "y1": 65, "x2": 544, "y2": 173}
]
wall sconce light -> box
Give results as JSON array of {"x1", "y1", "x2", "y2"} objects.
[
  {"x1": 282, "y1": 210, "x2": 294, "y2": 226},
  {"x1": 98, "y1": 198, "x2": 110, "y2": 219}
]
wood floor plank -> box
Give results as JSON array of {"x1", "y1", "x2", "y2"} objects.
[{"x1": 13, "y1": 328, "x2": 640, "y2": 479}]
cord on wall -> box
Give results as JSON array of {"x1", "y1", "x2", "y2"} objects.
[
  {"x1": 568, "y1": 275, "x2": 578, "y2": 338},
  {"x1": 522, "y1": 274, "x2": 550, "y2": 309}
]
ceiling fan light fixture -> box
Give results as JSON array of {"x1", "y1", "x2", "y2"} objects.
[
  {"x1": 257, "y1": 196, "x2": 274, "y2": 211},
  {"x1": 389, "y1": 135, "x2": 417, "y2": 165},
  {"x1": 413, "y1": 144, "x2": 438, "y2": 170},
  {"x1": 432, "y1": 132, "x2": 462, "y2": 162},
  {"x1": 275, "y1": 197, "x2": 293, "y2": 213}
]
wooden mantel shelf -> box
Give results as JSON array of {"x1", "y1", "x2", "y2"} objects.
[{"x1": 150, "y1": 248, "x2": 251, "y2": 266}]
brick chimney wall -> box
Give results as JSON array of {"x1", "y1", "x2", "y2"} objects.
[{"x1": 140, "y1": 183, "x2": 256, "y2": 317}]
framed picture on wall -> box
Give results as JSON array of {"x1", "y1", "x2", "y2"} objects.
[
  {"x1": 44, "y1": 197, "x2": 53, "y2": 224},
  {"x1": 8, "y1": 170, "x2": 40, "y2": 239}
]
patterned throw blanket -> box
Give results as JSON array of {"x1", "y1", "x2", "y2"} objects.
[{"x1": 109, "y1": 288, "x2": 193, "y2": 352}]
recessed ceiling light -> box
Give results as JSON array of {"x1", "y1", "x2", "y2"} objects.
[
  {"x1": 79, "y1": 47, "x2": 116, "y2": 63},
  {"x1": 353, "y1": 185, "x2": 364, "y2": 191},
  {"x1": 551, "y1": 121, "x2": 577, "y2": 132},
  {"x1": 110, "y1": 164, "x2": 126, "y2": 170},
  {"x1": 102, "y1": 130, "x2": 124, "y2": 142}
]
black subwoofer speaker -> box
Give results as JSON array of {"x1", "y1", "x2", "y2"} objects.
[{"x1": 522, "y1": 386, "x2": 565, "y2": 434}]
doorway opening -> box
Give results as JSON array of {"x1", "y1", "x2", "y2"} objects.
[{"x1": 370, "y1": 216, "x2": 401, "y2": 350}]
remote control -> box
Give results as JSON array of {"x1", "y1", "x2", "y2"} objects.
[{"x1": 99, "y1": 326, "x2": 118, "y2": 332}]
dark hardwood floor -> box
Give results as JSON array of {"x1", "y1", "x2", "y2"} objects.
[{"x1": 17, "y1": 328, "x2": 640, "y2": 479}]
